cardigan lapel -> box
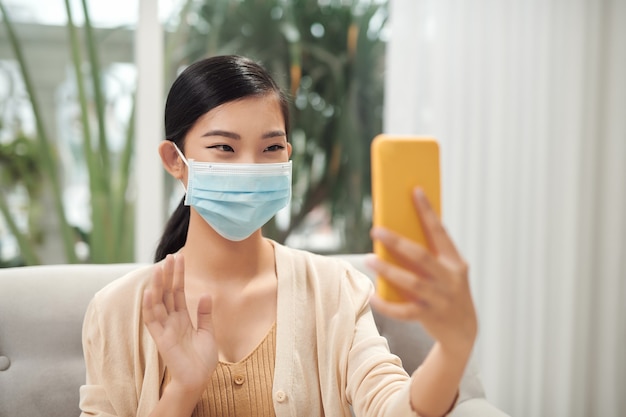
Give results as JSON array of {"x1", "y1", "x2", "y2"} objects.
[{"x1": 272, "y1": 241, "x2": 298, "y2": 416}]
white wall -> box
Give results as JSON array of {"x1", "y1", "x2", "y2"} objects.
[{"x1": 385, "y1": 1, "x2": 626, "y2": 416}]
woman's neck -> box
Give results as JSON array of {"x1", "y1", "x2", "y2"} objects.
[{"x1": 180, "y1": 211, "x2": 275, "y2": 284}]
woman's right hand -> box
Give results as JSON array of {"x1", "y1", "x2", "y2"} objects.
[{"x1": 142, "y1": 254, "x2": 217, "y2": 394}]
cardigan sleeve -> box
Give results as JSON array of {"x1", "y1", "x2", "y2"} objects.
[
  {"x1": 341, "y1": 265, "x2": 421, "y2": 417},
  {"x1": 341, "y1": 262, "x2": 467, "y2": 417},
  {"x1": 79, "y1": 266, "x2": 161, "y2": 417},
  {"x1": 79, "y1": 298, "x2": 121, "y2": 417}
]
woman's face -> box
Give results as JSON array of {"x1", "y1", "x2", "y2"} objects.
[{"x1": 182, "y1": 94, "x2": 291, "y2": 164}]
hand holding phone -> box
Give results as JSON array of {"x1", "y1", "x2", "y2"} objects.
[
  {"x1": 370, "y1": 134, "x2": 441, "y2": 302},
  {"x1": 369, "y1": 136, "x2": 478, "y2": 415}
]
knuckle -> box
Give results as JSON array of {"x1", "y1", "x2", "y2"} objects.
[
  {"x1": 413, "y1": 248, "x2": 430, "y2": 264},
  {"x1": 445, "y1": 257, "x2": 468, "y2": 278},
  {"x1": 379, "y1": 261, "x2": 393, "y2": 276},
  {"x1": 410, "y1": 277, "x2": 423, "y2": 294},
  {"x1": 409, "y1": 303, "x2": 424, "y2": 318},
  {"x1": 384, "y1": 230, "x2": 402, "y2": 247},
  {"x1": 456, "y1": 261, "x2": 469, "y2": 278},
  {"x1": 400, "y1": 304, "x2": 421, "y2": 320},
  {"x1": 459, "y1": 259, "x2": 469, "y2": 273}
]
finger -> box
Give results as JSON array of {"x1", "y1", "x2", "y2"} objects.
[
  {"x1": 196, "y1": 295, "x2": 214, "y2": 335},
  {"x1": 162, "y1": 255, "x2": 176, "y2": 313},
  {"x1": 151, "y1": 263, "x2": 164, "y2": 306},
  {"x1": 149, "y1": 268, "x2": 170, "y2": 325},
  {"x1": 367, "y1": 254, "x2": 449, "y2": 309},
  {"x1": 412, "y1": 188, "x2": 463, "y2": 263},
  {"x1": 142, "y1": 289, "x2": 164, "y2": 335},
  {"x1": 369, "y1": 294, "x2": 426, "y2": 321},
  {"x1": 172, "y1": 253, "x2": 187, "y2": 313},
  {"x1": 370, "y1": 227, "x2": 448, "y2": 281},
  {"x1": 365, "y1": 254, "x2": 430, "y2": 303}
]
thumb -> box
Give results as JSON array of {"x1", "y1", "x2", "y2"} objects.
[{"x1": 196, "y1": 294, "x2": 214, "y2": 335}]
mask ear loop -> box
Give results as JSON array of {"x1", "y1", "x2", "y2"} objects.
[{"x1": 171, "y1": 142, "x2": 189, "y2": 193}]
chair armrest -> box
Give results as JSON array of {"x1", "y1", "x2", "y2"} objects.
[{"x1": 450, "y1": 398, "x2": 511, "y2": 417}]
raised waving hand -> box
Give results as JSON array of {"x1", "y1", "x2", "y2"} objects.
[{"x1": 142, "y1": 254, "x2": 217, "y2": 397}]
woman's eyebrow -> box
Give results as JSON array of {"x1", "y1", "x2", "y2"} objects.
[
  {"x1": 202, "y1": 130, "x2": 240, "y2": 139},
  {"x1": 262, "y1": 130, "x2": 287, "y2": 139}
]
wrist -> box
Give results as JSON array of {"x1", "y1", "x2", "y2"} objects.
[
  {"x1": 436, "y1": 336, "x2": 475, "y2": 360},
  {"x1": 148, "y1": 380, "x2": 206, "y2": 417},
  {"x1": 163, "y1": 379, "x2": 206, "y2": 403}
]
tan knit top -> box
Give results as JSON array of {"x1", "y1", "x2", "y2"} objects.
[{"x1": 162, "y1": 323, "x2": 277, "y2": 417}]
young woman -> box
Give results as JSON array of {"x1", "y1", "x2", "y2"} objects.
[{"x1": 80, "y1": 55, "x2": 477, "y2": 417}]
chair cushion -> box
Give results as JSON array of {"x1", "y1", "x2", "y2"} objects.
[{"x1": 0, "y1": 264, "x2": 140, "y2": 417}]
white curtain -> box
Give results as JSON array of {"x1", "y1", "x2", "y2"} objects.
[{"x1": 384, "y1": 1, "x2": 626, "y2": 416}]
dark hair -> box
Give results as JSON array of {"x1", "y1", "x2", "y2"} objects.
[{"x1": 154, "y1": 55, "x2": 290, "y2": 262}]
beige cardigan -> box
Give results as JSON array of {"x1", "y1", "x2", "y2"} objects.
[{"x1": 80, "y1": 242, "x2": 420, "y2": 416}]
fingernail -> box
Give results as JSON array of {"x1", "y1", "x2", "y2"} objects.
[
  {"x1": 370, "y1": 227, "x2": 388, "y2": 240},
  {"x1": 364, "y1": 253, "x2": 379, "y2": 268},
  {"x1": 415, "y1": 188, "x2": 431, "y2": 207}
]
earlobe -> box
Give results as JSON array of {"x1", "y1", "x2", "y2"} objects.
[{"x1": 158, "y1": 141, "x2": 185, "y2": 180}]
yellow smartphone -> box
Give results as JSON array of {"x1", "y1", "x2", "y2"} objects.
[{"x1": 370, "y1": 134, "x2": 442, "y2": 302}]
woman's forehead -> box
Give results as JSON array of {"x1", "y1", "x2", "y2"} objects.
[{"x1": 189, "y1": 95, "x2": 286, "y2": 135}]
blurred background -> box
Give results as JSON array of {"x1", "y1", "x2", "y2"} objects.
[{"x1": 0, "y1": 0, "x2": 624, "y2": 416}]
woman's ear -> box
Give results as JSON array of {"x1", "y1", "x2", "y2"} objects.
[
  {"x1": 159, "y1": 141, "x2": 186, "y2": 180},
  {"x1": 287, "y1": 142, "x2": 293, "y2": 158}
]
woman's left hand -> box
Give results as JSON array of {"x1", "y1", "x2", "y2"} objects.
[{"x1": 367, "y1": 188, "x2": 478, "y2": 352}]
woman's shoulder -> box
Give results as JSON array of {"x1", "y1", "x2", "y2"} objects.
[
  {"x1": 273, "y1": 241, "x2": 373, "y2": 299},
  {"x1": 82, "y1": 263, "x2": 161, "y2": 395},
  {"x1": 89, "y1": 263, "x2": 155, "y2": 314},
  {"x1": 274, "y1": 240, "x2": 351, "y2": 272}
]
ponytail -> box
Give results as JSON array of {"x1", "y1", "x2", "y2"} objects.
[{"x1": 154, "y1": 197, "x2": 190, "y2": 262}]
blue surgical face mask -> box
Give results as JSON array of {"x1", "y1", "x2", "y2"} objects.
[{"x1": 173, "y1": 144, "x2": 292, "y2": 241}]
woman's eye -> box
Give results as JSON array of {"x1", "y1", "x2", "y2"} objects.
[
  {"x1": 265, "y1": 144, "x2": 285, "y2": 152},
  {"x1": 208, "y1": 144, "x2": 234, "y2": 152}
]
